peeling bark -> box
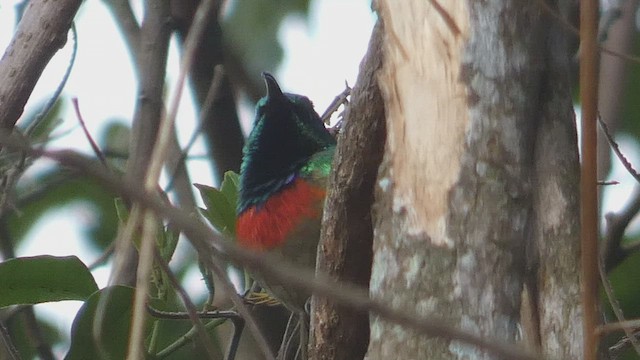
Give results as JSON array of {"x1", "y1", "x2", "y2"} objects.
[{"x1": 367, "y1": 1, "x2": 580, "y2": 359}]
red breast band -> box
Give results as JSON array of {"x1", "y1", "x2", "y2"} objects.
[{"x1": 236, "y1": 178, "x2": 325, "y2": 250}]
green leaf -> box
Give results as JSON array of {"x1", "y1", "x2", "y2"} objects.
[
  {"x1": 220, "y1": 171, "x2": 240, "y2": 211},
  {"x1": 0, "y1": 255, "x2": 98, "y2": 308},
  {"x1": 195, "y1": 182, "x2": 237, "y2": 237},
  {"x1": 65, "y1": 286, "x2": 135, "y2": 360}
]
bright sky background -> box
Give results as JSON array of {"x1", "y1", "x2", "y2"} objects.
[
  {"x1": 0, "y1": 0, "x2": 375, "y2": 356},
  {"x1": 1, "y1": 0, "x2": 639, "y2": 357}
]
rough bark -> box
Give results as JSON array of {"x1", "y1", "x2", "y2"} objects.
[
  {"x1": 309, "y1": 21, "x2": 386, "y2": 360},
  {"x1": 532, "y1": 3, "x2": 582, "y2": 358},
  {"x1": 367, "y1": 1, "x2": 581, "y2": 359},
  {"x1": 0, "y1": 0, "x2": 82, "y2": 130}
]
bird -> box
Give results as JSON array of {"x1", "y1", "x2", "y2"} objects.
[
  {"x1": 236, "y1": 72, "x2": 335, "y2": 358},
  {"x1": 236, "y1": 72, "x2": 335, "y2": 310}
]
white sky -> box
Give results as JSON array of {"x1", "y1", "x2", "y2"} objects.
[{"x1": 0, "y1": 0, "x2": 375, "y2": 356}]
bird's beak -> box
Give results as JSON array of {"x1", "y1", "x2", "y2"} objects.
[{"x1": 262, "y1": 72, "x2": 284, "y2": 99}]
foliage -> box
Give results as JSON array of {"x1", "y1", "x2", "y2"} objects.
[
  {"x1": 65, "y1": 286, "x2": 135, "y2": 360},
  {"x1": 195, "y1": 171, "x2": 240, "y2": 238},
  {"x1": 600, "y1": 15, "x2": 640, "y2": 360},
  {"x1": 0, "y1": 255, "x2": 97, "y2": 307}
]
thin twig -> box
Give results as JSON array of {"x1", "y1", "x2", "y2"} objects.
[
  {"x1": 599, "y1": 318, "x2": 640, "y2": 334},
  {"x1": 148, "y1": 306, "x2": 244, "y2": 360},
  {"x1": 87, "y1": 243, "x2": 114, "y2": 270},
  {"x1": 127, "y1": 1, "x2": 267, "y2": 359},
  {"x1": 598, "y1": 180, "x2": 620, "y2": 186},
  {"x1": 71, "y1": 98, "x2": 108, "y2": 168},
  {"x1": 24, "y1": 23, "x2": 78, "y2": 138},
  {"x1": 165, "y1": 65, "x2": 225, "y2": 192},
  {"x1": 320, "y1": 83, "x2": 351, "y2": 125},
  {"x1": 152, "y1": 248, "x2": 218, "y2": 358},
  {"x1": 579, "y1": 0, "x2": 600, "y2": 359},
  {"x1": 535, "y1": 0, "x2": 640, "y2": 65},
  {"x1": 598, "y1": 116, "x2": 640, "y2": 183},
  {"x1": 0, "y1": 321, "x2": 21, "y2": 360},
  {"x1": 20, "y1": 310, "x2": 54, "y2": 360},
  {"x1": 150, "y1": 308, "x2": 238, "y2": 359},
  {"x1": 599, "y1": 253, "x2": 640, "y2": 355},
  {"x1": 599, "y1": 112, "x2": 640, "y2": 273},
  {"x1": 608, "y1": 329, "x2": 640, "y2": 358},
  {"x1": 106, "y1": 0, "x2": 270, "y2": 356},
  {"x1": 148, "y1": 307, "x2": 240, "y2": 321},
  {"x1": 602, "y1": 188, "x2": 640, "y2": 271}
]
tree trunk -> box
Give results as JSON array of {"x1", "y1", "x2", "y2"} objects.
[
  {"x1": 366, "y1": 1, "x2": 581, "y2": 359},
  {"x1": 310, "y1": 21, "x2": 386, "y2": 360}
]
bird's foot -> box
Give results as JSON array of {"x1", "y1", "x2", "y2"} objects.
[{"x1": 243, "y1": 290, "x2": 281, "y2": 306}]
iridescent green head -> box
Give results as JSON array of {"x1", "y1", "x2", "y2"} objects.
[{"x1": 238, "y1": 73, "x2": 335, "y2": 213}]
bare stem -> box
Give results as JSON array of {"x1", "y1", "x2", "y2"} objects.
[{"x1": 579, "y1": 0, "x2": 600, "y2": 359}]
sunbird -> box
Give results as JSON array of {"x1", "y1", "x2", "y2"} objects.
[{"x1": 237, "y1": 73, "x2": 335, "y2": 316}]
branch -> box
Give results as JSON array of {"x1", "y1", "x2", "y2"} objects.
[
  {"x1": 0, "y1": 321, "x2": 20, "y2": 360},
  {"x1": 72, "y1": 98, "x2": 108, "y2": 168},
  {"x1": 535, "y1": 0, "x2": 640, "y2": 65},
  {"x1": 598, "y1": 117, "x2": 640, "y2": 183},
  {"x1": 310, "y1": 21, "x2": 385, "y2": 360},
  {"x1": 596, "y1": 0, "x2": 637, "y2": 180},
  {"x1": 153, "y1": 248, "x2": 218, "y2": 358},
  {"x1": 0, "y1": 0, "x2": 82, "y2": 130},
  {"x1": 109, "y1": 0, "x2": 173, "y2": 288},
  {"x1": 602, "y1": 185, "x2": 640, "y2": 272},
  {"x1": 599, "y1": 252, "x2": 640, "y2": 356},
  {"x1": 579, "y1": 0, "x2": 601, "y2": 359},
  {"x1": 126, "y1": 1, "x2": 227, "y2": 358}
]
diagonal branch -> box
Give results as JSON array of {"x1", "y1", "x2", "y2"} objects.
[{"x1": 0, "y1": 0, "x2": 82, "y2": 130}]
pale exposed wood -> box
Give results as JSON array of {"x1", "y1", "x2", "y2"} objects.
[
  {"x1": 376, "y1": 0, "x2": 469, "y2": 248},
  {"x1": 368, "y1": 1, "x2": 581, "y2": 359},
  {"x1": 369, "y1": 1, "x2": 472, "y2": 358}
]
